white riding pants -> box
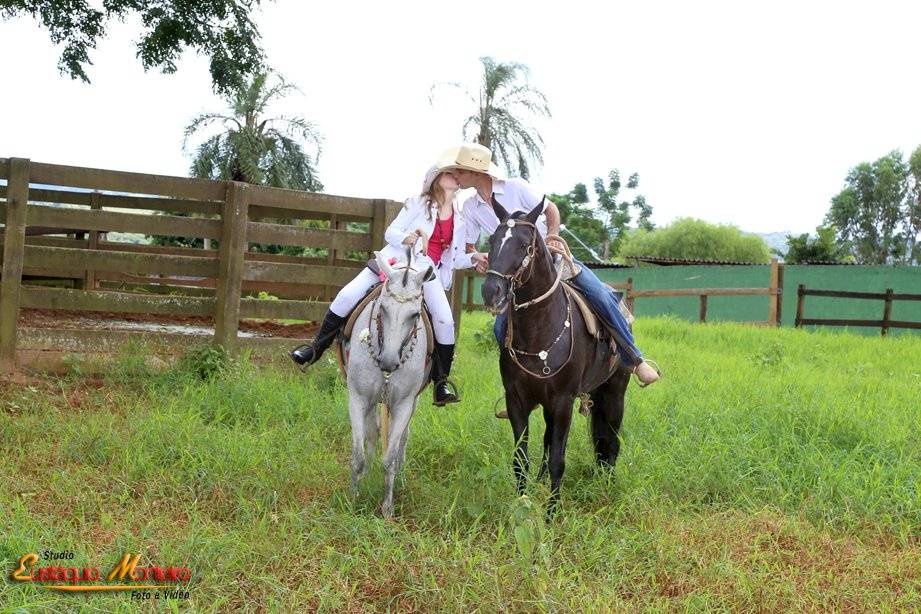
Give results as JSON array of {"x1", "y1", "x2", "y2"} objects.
[{"x1": 329, "y1": 267, "x2": 455, "y2": 344}]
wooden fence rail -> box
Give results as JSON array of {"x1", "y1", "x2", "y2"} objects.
[
  {"x1": 795, "y1": 284, "x2": 921, "y2": 335},
  {"x1": 0, "y1": 156, "x2": 403, "y2": 373}
]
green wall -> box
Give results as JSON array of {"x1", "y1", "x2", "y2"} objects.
[{"x1": 465, "y1": 265, "x2": 921, "y2": 336}]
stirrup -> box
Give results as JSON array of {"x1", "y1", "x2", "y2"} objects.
[
  {"x1": 290, "y1": 344, "x2": 319, "y2": 372},
  {"x1": 433, "y1": 378, "x2": 461, "y2": 406},
  {"x1": 632, "y1": 360, "x2": 662, "y2": 388},
  {"x1": 492, "y1": 396, "x2": 509, "y2": 419}
]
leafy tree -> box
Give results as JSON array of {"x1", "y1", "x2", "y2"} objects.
[
  {"x1": 594, "y1": 170, "x2": 654, "y2": 258},
  {"x1": 1, "y1": 0, "x2": 265, "y2": 93},
  {"x1": 780, "y1": 225, "x2": 851, "y2": 264},
  {"x1": 431, "y1": 56, "x2": 550, "y2": 179},
  {"x1": 825, "y1": 150, "x2": 909, "y2": 264},
  {"x1": 618, "y1": 217, "x2": 771, "y2": 263},
  {"x1": 548, "y1": 183, "x2": 607, "y2": 262},
  {"x1": 184, "y1": 70, "x2": 322, "y2": 189},
  {"x1": 906, "y1": 145, "x2": 921, "y2": 265},
  {"x1": 152, "y1": 70, "x2": 323, "y2": 251}
]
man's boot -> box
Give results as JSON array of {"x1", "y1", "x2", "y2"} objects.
[
  {"x1": 290, "y1": 310, "x2": 347, "y2": 368},
  {"x1": 432, "y1": 343, "x2": 460, "y2": 406}
]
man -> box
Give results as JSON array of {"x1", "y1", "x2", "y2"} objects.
[{"x1": 438, "y1": 144, "x2": 659, "y2": 418}]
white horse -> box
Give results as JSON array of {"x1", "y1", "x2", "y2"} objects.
[{"x1": 343, "y1": 250, "x2": 432, "y2": 518}]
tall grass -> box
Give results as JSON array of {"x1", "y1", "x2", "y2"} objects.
[{"x1": 0, "y1": 314, "x2": 918, "y2": 611}]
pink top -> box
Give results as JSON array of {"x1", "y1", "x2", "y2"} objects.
[{"x1": 427, "y1": 213, "x2": 454, "y2": 265}]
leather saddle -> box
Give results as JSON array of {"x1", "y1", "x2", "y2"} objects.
[{"x1": 561, "y1": 280, "x2": 635, "y2": 373}]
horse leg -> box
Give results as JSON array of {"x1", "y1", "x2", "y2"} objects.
[
  {"x1": 362, "y1": 400, "x2": 380, "y2": 466},
  {"x1": 547, "y1": 396, "x2": 575, "y2": 515},
  {"x1": 348, "y1": 389, "x2": 375, "y2": 499},
  {"x1": 591, "y1": 370, "x2": 629, "y2": 468},
  {"x1": 507, "y1": 394, "x2": 531, "y2": 496},
  {"x1": 537, "y1": 404, "x2": 555, "y2": 481},
  {"x1": 380, "y1": 397, "x2": 416, "y2": 519}
]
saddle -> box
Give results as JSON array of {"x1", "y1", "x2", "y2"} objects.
[
  {"x1": 334, "y1": 282, "x2": 435, "y2": 379},
  {"x1": 560, "y1": 280, "x2": 635, "y2": 375}
]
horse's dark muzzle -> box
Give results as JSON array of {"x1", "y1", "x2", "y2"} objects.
[{"x1": 482, "y1": 277, "x2": 508, "y2": 310}]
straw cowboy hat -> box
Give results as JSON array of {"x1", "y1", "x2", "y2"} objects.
[{"x1": 436, "y1": 143, "x2": 506, "y2": 180}]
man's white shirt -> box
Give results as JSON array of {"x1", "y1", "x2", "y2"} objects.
[{"x1": 461, "y1": 177, "x2": 548, "y2": 245}]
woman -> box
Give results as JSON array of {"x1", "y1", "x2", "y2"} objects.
[{"x1": 290, "y1": 166, "x2": 474, "y2": 405}]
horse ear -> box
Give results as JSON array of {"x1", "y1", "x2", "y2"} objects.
[
  {"x1": 491, "y1": 195, "x2": 510, "y2": 224},
  {"x1": 525, "y1": 196, "x2": 545, "y2": 225},
  {"x1": 375, "y1": 251, "x2": 395, "y2": 278},
  {"x1": 415, "y1": 265, "x2": 434, "y2": 286}
]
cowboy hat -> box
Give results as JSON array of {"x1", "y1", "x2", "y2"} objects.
[
  {"x1": 436, "y1": 143, "x2": 506, "y2": 180},
  {"x1": 420, "y1": 164, "x2": 441, "y2": 194}
]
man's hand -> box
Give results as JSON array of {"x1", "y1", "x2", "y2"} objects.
[
  {"x1": 471, "y1": 252, "x2": 489, "y2": 274},
  {"x1": 546, "y1": 236, "x2": 565, "y2": 253}
]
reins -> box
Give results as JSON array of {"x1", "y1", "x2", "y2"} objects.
[{"x1": 487, "y1": 219, "x2": 577, "y2": 379}]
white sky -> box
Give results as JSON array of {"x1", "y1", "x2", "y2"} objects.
[{"x1": 2, "y1": 0, "x2": 920, "y2": 234}]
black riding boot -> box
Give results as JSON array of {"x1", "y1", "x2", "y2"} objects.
[
  {"x1": 290, "y1": 310, "x2": 347, "y2": 368},
  {"x1": 432, "y1": 342, "x2": 460, "y2": 406}
]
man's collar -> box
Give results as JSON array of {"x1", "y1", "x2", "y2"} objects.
[{"x1": 476, "y1": 179, "x2": 505, "y2": 205}]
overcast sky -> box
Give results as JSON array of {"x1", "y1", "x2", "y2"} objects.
[{"x1": 3, "y1": 1, "x2": 920, "y2": 234}]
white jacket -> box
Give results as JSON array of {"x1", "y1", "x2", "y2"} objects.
[{"x1": 380, "y1": 195, "x2": 474, "y2": 291}]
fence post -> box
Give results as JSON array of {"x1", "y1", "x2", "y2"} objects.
[
  {"x1": 369, "y1": 200, "x2": 387, "y2": 259},
  {"x1": 83, "y1": 191, "x2": 101, "y2": 291},
  {"x1": 451, "y1": 270, "x2": 464, "y2": 340},
  {"x1": 466, "y1": 271, "x2": 474, "y2": 310},
  {"x1": 699, "y1": 294, "x2": 708, "y2": 323},
  {"x1": 326, "y1": 213, "x2": 339, "y2": 301},
  {"x1": 214, "y1": 181, "x2": 249, "y2": 352},
  {"x1": 775, "y1": 261, "x2": 785, "y2": 326},
  {"x1": 882, "y1": 288, "x2": 893, "y2": 337},
  {"x1": 626, "y1": 277, "x2": 635, "y2": 313},
  {"x1": 768, "y1": 258, "x2": 780, "y2": 326},
  {"x1": 0, "y1": 158, "x2": 30, "y2": 374},
  {"x1": 795, "y1": 284, "x2": 805, "y2": 328}
]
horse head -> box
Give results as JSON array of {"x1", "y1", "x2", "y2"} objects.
[
  {"x1": 481, "y1": 197, "x2": 546, "y2": 313},
  {"x1": 372, "y1": 250, "x2": 432, "y2": 372}
]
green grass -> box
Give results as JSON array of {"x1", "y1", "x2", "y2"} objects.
[{"x1": 0, "y1": 314, "x2": 919, "y2": 611}]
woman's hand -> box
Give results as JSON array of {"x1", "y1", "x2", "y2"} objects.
[
  {"x1": 404, "y1": 229, "x2": 428, "y2": 255},
  {"x1": 471, "y1": 252, "x2": 489, "y2": 274}
]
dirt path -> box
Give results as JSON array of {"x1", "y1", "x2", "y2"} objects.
[{"x1": 18, "y1": 309, "x2": 319, "y2": 339}]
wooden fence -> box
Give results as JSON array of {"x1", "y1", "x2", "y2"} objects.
[
  {"x1": 460, "y1": 259, "x2": 785, "y2": 327},
  {"x1": 0, "y1": 157, "x2": 415, "y2": 373},
  {"x1": 795, "y1": 284, "x2": 921, "y2": 335}
]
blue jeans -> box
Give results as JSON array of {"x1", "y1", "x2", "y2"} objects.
[{"x1": 493, "y1": 260, "x2": 643, "y2": 366}]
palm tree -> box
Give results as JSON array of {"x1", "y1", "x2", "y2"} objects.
[
  {"x1": 184, "y1": 70, "x2": 323, "y2": 191},
  {"x1": 161, "y1": 71, "x2": 323, "y2": 251},
  {"x1": 431, "y1": 57, "x2": 551, "y2": 179}
]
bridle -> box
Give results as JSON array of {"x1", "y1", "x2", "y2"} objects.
[
  {"x1": 363, "y1": 265, "x2": 423, "y2": 376},
  {"x1": 485, "y1": 218, "x2": 565, "y2": 312},
  {"x1": 485, "y1": 217, "x2": 573, "y2": 379}
]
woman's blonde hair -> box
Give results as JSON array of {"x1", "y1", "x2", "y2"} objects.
[{"x1": 421, "y1": 172, "x2": 447, "y2": 221}]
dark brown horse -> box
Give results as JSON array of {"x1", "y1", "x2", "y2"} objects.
[{"x1": 482, "y1": 199, "x2": 630, "y2": 511}]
